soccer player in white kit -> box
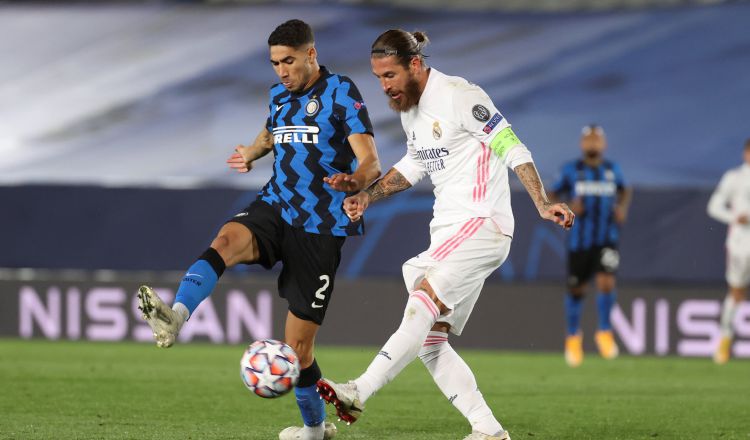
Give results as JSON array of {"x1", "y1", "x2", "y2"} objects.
[
  {"x1": 708, "y1": 139, "x2": 750, "y2": 364},
  {"x1": 316, "y1": 30, "x2": 574, "y2": 440}
]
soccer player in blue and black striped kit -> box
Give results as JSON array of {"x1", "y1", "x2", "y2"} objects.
[
  {"x1": 136, "y1": 20, "x2": 381, "y2": 439},
  {"x1": 550, "y1": 124, "x2": 632, "y2": 367}
]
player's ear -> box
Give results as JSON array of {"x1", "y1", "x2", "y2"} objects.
[
  {"x1": 307, "y1": 45, "x2": 317, "y2": 64},
  {"x1": 409, "y1": 55, "x2": 421, "y2": 73}
]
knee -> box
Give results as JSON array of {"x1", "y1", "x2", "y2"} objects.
[
  {"x1": 569, "y1": 285, "x2": 585, "y2": 298},
  {"x1": 729, "y1": 287, "x2": 747, "y2": 302},
  {"x1": 596, "y1": 274, "x2": 616, "y2": 293},
  {"x1": 210, "y1": 226, "x2": 256, "y2": 267},
  {"x1": 210, "y1": 233, "x2": 232, "y2": 257},
  {"x1": 418, "y1": 279, "x2": 450, "y2": 315}
]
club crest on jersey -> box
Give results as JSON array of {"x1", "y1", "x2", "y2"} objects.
[
  {"x1": 432, "y1": 121, "x2": 442, "y2": 140},
  {"x1": 472, "y1": 104, "x2": 490, "y2": 122},
  {"x1": 272, "y1": 126, "x2": 320, "y2": 144},
  {"x1": 305, "y1": 98, "x2": 320, "y2": 116}
]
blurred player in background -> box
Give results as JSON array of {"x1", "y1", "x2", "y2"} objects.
[
  {"x1": 550, "y1": 124, "x2": 631, "y2": 367},
  {"x1": 315, "y1": 30, "x2": 574, "y2": 440},
  {"x1": 136, "y1": 19, "x2": 381, "y2": 440},
  {"x1": 708, "y1": 139, "x2": 750, "y2": 364}
]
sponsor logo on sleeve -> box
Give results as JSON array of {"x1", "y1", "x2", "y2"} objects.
[
  {"x1": 482, "y1": 112, "x2": 504, "y2": 134},
  {"x1": 354, "y1": 101, "x2": 364, "y2": 110},
  {"x1": 472, "y1": 104, "x2": 490, "y2": 122}
]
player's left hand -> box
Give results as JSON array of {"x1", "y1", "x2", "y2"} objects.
[
  {"x1": 541, "y1": 202, "x2": 575, "y2": 230},
  {"x1": 613, "y1": 205, "x2": 628, "y2": 224},
  {"x1": 324, "y1": 173, "x2": 361, "y2": 192}
]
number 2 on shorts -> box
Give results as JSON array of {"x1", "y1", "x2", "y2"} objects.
[{"x1": 311, "y1": 275, "x2": 330, "y2": 309}]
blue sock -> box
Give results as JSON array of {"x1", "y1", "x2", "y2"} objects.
[
  {"x1": 174, "y1": 248, "x2": 225, "y2": 316},
  {"x1": 295, "y1": 385, "x2": 326, "y2": 427},
  {"x1": 295, "y1": 359, "x2": 325, "y2": 427},
  {"x1": 564, "y1": 293, "x2": 584, "y2": 336},
  {"x1": 596, "y1": 291, "x2": 616, "y2": 331}
]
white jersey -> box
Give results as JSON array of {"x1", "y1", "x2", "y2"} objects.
[
  {"x1": 393, "y1": 68, "x2": 533, "y2": 237},
  {"x1": 707, "y1": 163, "x2": 750, "y2": 255}
]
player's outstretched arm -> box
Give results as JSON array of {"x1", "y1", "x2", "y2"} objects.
[
  {"x1": 324, "y1": 133, "x2": 382, "y2": 192},
  {"x1": 227, "y1": 127, "x2": 274, "y2": 173},
  {"x1": 343, "y1": 167, "x2": 412, "y2": 221},
  {"x1": 514, "y1": 162, "x2": 575, "y2": 230}
]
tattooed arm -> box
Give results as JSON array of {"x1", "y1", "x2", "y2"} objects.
[
  {"x1": 514, "y1": 162, "x2": 575, "y2": 229},
  {"x1": 343, "y1": 167, "x2": 412, "y2": 221}
]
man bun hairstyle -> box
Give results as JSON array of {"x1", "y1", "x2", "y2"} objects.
[
  {"x1": 371, "y1": 29, "x2": 429, "y2": 69},
  {"x1": 268, "y1": 19, "x2": 314, "y2": 48}
]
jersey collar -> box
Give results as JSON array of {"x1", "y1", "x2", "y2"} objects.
[
  {"x1": 418, "y1": 67, "x2": 441, "y2": 110},
  {"x1": 291, "y1": 65, "x2": 331, "y2": 98}
]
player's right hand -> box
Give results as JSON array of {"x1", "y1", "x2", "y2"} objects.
[
  {"x1": 227, "y1": 146, "x2": 253, "y2": 173},
  {"x1": 343, "y1": 192, "x2": 370, "y2": 222},
  {"x1": 541, "y1": 202, "x2": 575, "y2": 230}
]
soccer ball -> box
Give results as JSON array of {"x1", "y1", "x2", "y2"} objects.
[{"x1": 240, "y1": 339, "x2": 300, "y2": 398}]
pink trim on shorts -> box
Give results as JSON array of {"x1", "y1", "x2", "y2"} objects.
[{"x1": 431, "y1": 218, "x2": 486, "y2": 261}]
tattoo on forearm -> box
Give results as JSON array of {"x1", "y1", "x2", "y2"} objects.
[
  {"x1": 514, "y1": 162, "x2": 549, "y2": 209},
  {"x1": 365, "y1": 169, "x2": 412, "y2": 203}
]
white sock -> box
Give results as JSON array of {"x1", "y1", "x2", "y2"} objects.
[
  {"x1": 301, "y1": 422, "x2": 324, "y2": 440},
  {"x1": 419, "y1": 331, "x2": 503, "y2": 436},
  {"x1": 172, "y1": 302, "x2": 190, "y2": 322},
  {"x1": 354, "y1": 290, "x2": 439, "y2": 403},
  {"x1": 720, "y1": 294, "x2": 739, "y2": 338}
]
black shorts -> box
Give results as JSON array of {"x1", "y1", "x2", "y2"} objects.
[
  {"x1": 227, "y1": 199, "x2": 345, "y2": 325},
  {"x1": 567, "y1": 246, "x2": 620, "y2": 288}
]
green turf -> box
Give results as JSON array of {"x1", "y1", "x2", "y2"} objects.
[{"x1": 0, "y1": 339, "x2": 748, "y2": 439}]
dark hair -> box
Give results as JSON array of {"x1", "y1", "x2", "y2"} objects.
[
  {"x1": 371, "y1": 29, "x2": 429, "y2": 69},
  {"x1": 745, "y1": 138, "x2": 750, "y2": 149},
  {"x1": 268, "y1": 19, "x2": 314, "y2": 48}
]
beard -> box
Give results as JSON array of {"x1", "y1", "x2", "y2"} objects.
[
  {"x1": 584, "y1": 150, "x2": 601, "y2": 160},
  {"x1": 386, "y1": 75, "x2": 422, "y2": 112}
]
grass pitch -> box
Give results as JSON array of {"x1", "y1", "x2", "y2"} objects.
[{"x1": 0, "y1": 339, "x2": 747, "y2": 440}]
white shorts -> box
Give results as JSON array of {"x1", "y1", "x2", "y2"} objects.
[
  {"x1": 726, "y1": 251, "x2": 750, "y2": 288},
  {"x1": 401, "y1": 218, "x2": 511, "y2": 336}
]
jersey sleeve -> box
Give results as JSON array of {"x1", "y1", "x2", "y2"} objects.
[
  {"x1": 707, "y1": 171, "x2": 736, "y2": 224},
  {"x1": 333, "y1": 77, "x2": 374, "y2": 138},
  {"x1": 455, "y1": 85, "x2": 532, "y2": 169},
  {"x1": 613, "y1": 162, "x2": 627, "y2": 191},
  {"x1": 393, "y1": 120, "x2": 427, "y2": 185},
  {"x1": 551, "y1": 164, "x2": 572, "y2": 196}
]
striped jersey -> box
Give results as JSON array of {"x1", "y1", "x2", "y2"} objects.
[
  {"x1": 552, "y1": 159, "x2": 627, "y2": 251},
  {"x1": 259, "y1": 66, "x2": 373, "y2": 236}
]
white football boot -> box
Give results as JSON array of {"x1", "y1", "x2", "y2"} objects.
[
  {"x1": 278, "y1": 422, "x2": 337, "y2": 440},
  {"x1": 136, "y1": 285, "x2": 185, "y2": 348},
  {"x1": 316, "y1": 379, "x2": 364, "y2": 425},
  {"x1": 462, "y1": 430, "x2": 511, "y2": 440}
]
